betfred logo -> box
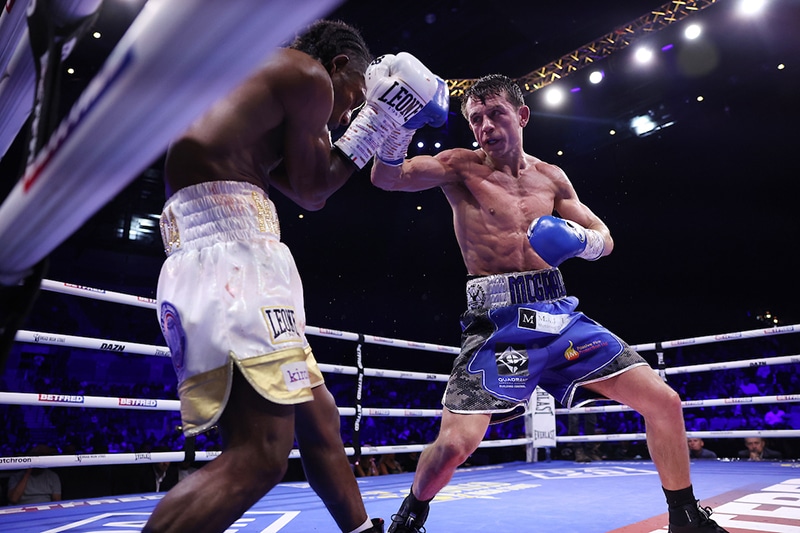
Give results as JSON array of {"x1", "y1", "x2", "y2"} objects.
[
  {"x1": 39, "y1": 394, "x2": 84, "y2": 403},
  {"x1": 119, "y1": 398, "x2": 157, "y2": 408}
]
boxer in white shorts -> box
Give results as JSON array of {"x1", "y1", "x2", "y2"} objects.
[
  {"x1": 143, "y1": 19, "x2": 448, "y2": 533},
  {"x1": 158, "y1": 180, "x2": 322, "y2": 436}
]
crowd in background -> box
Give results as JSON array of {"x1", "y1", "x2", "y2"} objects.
[{"x1": 1, "y1": 291, "x2": 798, "y2": 505}]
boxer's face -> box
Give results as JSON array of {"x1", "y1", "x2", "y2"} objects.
[
  {"x1": 329, "y1": 64, "x2": 366, "y2": 133},
  {"x1": 464, "y1": 93, "x2": 528, "y2": 157}
]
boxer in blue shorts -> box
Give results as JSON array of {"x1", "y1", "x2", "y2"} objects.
[
  {"x1": 445, "y1": 268, "x2": 649, "y2": 422},
  {"x1": 371, "y1": 74, "x2": 728, "y2": 533}
]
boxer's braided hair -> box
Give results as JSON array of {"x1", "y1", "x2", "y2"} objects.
[{"x1": 291, "y1": 19, "x2": 372, "y2": 75}]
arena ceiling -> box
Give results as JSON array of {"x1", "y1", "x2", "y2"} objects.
[{"x1": 2, "y1": 0, "x2": 798, "y2": 356}]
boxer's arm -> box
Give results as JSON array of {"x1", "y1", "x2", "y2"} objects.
[
  {"x1": 371, "y1": 149, "x2": 465, "y2": 192},
  {"x1": 272, "y1": 58, "x2": 356, "y2": 211},
  {"x1": 549, "y1": 163, "x2": 613, "y2": 256},
  {"x1": 552, "y1": 199, "x2": 613, "y2": 259},
  {"x1": 527, "y1": 164, "x2": 613, "y2": 266}
]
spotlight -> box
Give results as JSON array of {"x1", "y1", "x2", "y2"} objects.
[
  {"x1": 739, "y1": 0, "x2": 766, "y2": 15},
  {"x1": 629, "y1": 111, "x2": 676, "y2": 137},
  {"x1": 588, "y1": 70, "x2": 604, "y2": 84},
  {"x1": 544, "y1": 87, "x2": 564, "y2": 106},
  {"x1": 756, "y1": 310, "x2": 780, "y2": 326},
  {"x1": 684, "y1": 24, "x2": 702, "y2": 40},
  {"x1": 630, "y1": 115, "x2": 657, "y2": 136},
  {"x1": 634, "y1": 47, "x2": 654, "y2": 64}
]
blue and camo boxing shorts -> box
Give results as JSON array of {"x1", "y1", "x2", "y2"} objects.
[
  {"x1": 157, "y1": 181, "x2": 324, "y2": 437},
  {"x1": 443, "y1": 268, "x2": 649, "y2": 423}
]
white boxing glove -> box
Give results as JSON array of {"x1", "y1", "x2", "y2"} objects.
[
  {"x1": 376, "y1": 54, "x2": 449, "y2": 165},
  {"x1": 335, "y1": 52, "x2": 449, "y2": 169}
]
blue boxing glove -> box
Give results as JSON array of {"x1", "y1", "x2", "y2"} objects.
[{"x1": 527, "y1": 215, "x2": 605, "y2": 267}]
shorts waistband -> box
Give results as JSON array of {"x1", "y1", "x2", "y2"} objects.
[
  {"x1": 159, "y1": 181, "x2": 280, "y2": 256},
  {"x1": 466, "y1": 268, "x2": 566, "y2": 310}
]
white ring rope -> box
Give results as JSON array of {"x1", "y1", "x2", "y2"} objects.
[
  {"x1": 664, "y1": 355, "x2": 800, "y2": 375},
  {"x1": 0, "y1": 0, "x2": 341, "y2": 283},
  {"x1": 630, "y1": 325, "x2": 799, "y2": 352},
  {"x1": 34, "y1": 278, "x2": 800, "y2": 356},
  {"x1": 0, "y1": 391, "x2": 443, "y2": 420},
  {"x1": 4, "y1": 279, "x2": 797, "y2": 470},
  {"x1": 14, "y1": 329, "x2": 171, "y2": 358},
  {"x1": 38, "y1": 279, "x2": 461, "y2": 355},
  {"x1": 557, "y1": 430, "x2": 800, "y2": 445},
  {"x1": 10, "y1": 323, "x2": 798, "y2": 419},
  {"x1": 561, "y1": 393, "x2": 800, "y2": 415},
  {"x1": 0, "y1": 0, "x2": 29, "y2": 75},
  {"x1": 0, "y1": 438, "x2": 536, "y2": 471},
  {"x1": 13, "y1": 327, "x2": 800, "y2": 375},
  {"x1": 0, "y1": 11, "x2": 34, "y2": 160}
]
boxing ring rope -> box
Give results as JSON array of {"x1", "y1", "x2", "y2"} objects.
[
  {"x1": 629, "y1": 326, "x2": 800, "y2": 353},
  {"x1": 0, "y1": 0, "x2": 34, "y2": 160},
  {"x1": 2, "y1": 279, "x2": 798, "y2": 470},
  {"x1": 0, "y1": 0, "x2": 341, "y2": 284},
  {"x1": 35, "y1": 280, "x2": 463, "y2": 355}
]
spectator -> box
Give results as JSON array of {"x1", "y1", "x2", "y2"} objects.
[
  {"x1": 7, "y1": 445, "x2": 62, "y2": 505},
  {"x1": 378, "y1": 453, "x2": 405, "y2": 475},
  {"x1": 608, "y1": 440, "x2": 644, "y2": 460},
  {"x1": 764, "y1": 405, "x2": 788, "y2": 429},
  {"x1": 744, "y1": 407, "x2": 766, "y2": 430},
  {"x1": 687, "y1": 438, "x2": 717, "y2": 460},
  {"x1": 788, "y1": 405, "x2": 800, "y2": 433},
  {"x1": 130, "y1": 456, "x2": 180, "y2": 494},
  {"x1": 738, "y1": 437, "x2": 783, "y2": 461},
  {"x1": 399, "y1": 452, "x2": 420, "y2": 473},
  {"x1": 354, "y1": 456, "x2": 381, "y2": 477},
  {"x1": 567, "y1": 412, "x2": 598, "y2": 463},
  {"x1": 738, "y1": 376, "x2": 762, "y2": 397}
]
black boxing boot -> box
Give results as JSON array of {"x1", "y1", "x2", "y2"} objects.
[
  {"x1": 388, "y1": 491, "x2": 429, "y2": 533},
  {"x1": 669, "y1": 501, "x2": 729, "y2": 532}
]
